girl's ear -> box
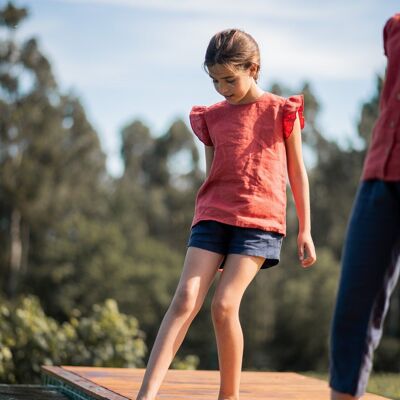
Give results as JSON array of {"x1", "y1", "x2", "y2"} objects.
[{"x1": 248, "y1": 63, "x2": 259, "y2": 78}]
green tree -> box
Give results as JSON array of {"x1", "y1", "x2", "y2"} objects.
[
  {"x1": 0, "y1": 2, "x2": 108, "y2": 303},
  {"x1": 141, "y1": 119, "x2": 203, "y2": 251}
]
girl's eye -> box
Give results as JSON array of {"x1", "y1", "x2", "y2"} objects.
[{"x1": 212, "y1": 79, "x2": 235, "y2": 84}]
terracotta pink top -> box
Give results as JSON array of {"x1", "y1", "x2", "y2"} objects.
[
  {"x1": 362, "y1": 13, "x2": 400, "y2": 181},
  {"x1": 189, "y1": 92, "x2": 305, "y2": 236}
]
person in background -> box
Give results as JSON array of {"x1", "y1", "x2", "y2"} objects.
[{"x1": 330, "y1": 13, "x2": 400, "y2": 400}]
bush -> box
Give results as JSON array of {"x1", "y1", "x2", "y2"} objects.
[
  {"x1": 0, "y1": 305, "x2": 15, "y2": 382},
  {"x1": 61, "y1": 298, "x2": 147, "y2": 367},
  {"x1": 0, "y1": 295, "x2": 147, "y2": 383},
  {"x1": 0, "y1": 296, "x2": 66, "y2": 383},
  {"x1": 171, "y1": 354, "x2": 200, "y2": 370}
]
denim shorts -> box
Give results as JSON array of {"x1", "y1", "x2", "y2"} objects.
[{"x1": 187, "y1": 219, "x2": 284, "y2": 270}]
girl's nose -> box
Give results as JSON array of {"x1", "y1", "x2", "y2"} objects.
[{"x1": 218, "y1": 84, "x2": 230, "y2": 95}]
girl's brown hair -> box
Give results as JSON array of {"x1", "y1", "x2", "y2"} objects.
[{"x1": 204, "y1": 29, "x2": 261, "y2": 81}]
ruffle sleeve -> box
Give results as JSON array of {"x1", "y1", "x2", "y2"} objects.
[
  {"x1": 189, "y1": 106, "x2": 213, "y2": 146},
  {"x1": 282, "y1": 95, "x2": 305, "y2": 139}
]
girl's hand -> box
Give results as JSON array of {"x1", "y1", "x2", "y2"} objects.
[{"x1": 297, "y1": 232, "x2": 316, "y2": 268}]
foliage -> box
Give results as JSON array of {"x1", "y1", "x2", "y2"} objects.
[
  {"x1": 0, "y1": 295, "x2": 147, "y2": 384},
  {"x1": 374, "y1": 336, "x2": 400, "y2": 372},
  {"x1": 267, "y1": 248, "x2": 340, "y2": 371},
  {"x1": 171, "y1": 354, "x2": 200, "y2": 370},
  {"x1": 62, "y1": 298, "x2": 147, "y2": 368},
  {"x1": 0, "y1": 0, "x2": 398, "y2": 384},
  {"x1": 0, "y1": 0, "x2": 108, "y2": 302},
  {"x1": 0, "y1": 296, "x2": 68, "y2": 383},
  {"x1": 367, "y1": 373, "x2": 400, "y2": 400}
]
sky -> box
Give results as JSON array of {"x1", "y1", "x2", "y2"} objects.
[{"x1": 13, "y1": 0, "x2": 399, "y2": 176}]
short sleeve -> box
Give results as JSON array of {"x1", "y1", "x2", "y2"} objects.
[
  {"x1": 189, "y1": 106, "x2": 213, "y2": 146},
  {"x1": 282, "y1": 94, "x2": 305, "y2": 139}
]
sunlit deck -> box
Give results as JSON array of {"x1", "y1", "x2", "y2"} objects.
[{"x1": 41, "y1": 366, "x2": 389, "y2": 400}]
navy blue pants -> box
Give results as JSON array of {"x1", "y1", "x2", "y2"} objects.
[{"x1": 329, "y1": 180, "x2": 400, "y2": 397}]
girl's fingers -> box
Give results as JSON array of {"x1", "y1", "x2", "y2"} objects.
[
  {"x1": 301, "y1": 241, "x2": 316, "y2": 268},
  {"x1": 298, "y1": 242, "x2": 304, "y2": 261}
]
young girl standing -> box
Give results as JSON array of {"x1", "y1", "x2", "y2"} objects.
[{"x1": 136, "y1": 29, "x2": 316, "y2": 400}]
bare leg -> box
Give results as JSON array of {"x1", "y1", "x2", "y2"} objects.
[
  {"x1": 331, "y1": 390, "x2": 358, "y2": 400},
  {"x1": 211, "y1": 254, "x2": 264, "y2": 400},
  {"x1": 136, "y1": 247, "x2": 224, "y2": 400}
]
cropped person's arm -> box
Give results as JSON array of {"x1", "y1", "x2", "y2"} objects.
[{"x1": 285, "y1": 114, "x2": 316, "y2": 268}]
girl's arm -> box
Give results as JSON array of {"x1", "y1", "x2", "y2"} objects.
[
  {"x1": 285, "y1": 113, "x2": 316, "y2": 268},
  {"x1": 204, "y1": 145, "x2": 214, "y2": 178}
]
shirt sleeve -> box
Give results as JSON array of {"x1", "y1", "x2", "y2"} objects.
[
  {"x1": 189, "y1": 106, "x2": 213, "y2": 146},
  {"x1": 282, "y1": 94, "x2": 305, "y2": 139}
]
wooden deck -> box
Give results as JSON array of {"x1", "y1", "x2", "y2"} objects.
[{"x1": 42, "y1": 366, "x2": 389, "y2": 400}]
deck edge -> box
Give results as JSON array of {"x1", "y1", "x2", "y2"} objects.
[{"x1": 41, "y1": 366, "x2": 129, "y2": 400}]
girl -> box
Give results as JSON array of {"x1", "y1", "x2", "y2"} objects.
[{"x1": 136, "y1": 29, "x2": 316, "y2": 400}]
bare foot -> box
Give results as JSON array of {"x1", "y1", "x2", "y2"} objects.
[{"x1": 331, "y1": 389, "x2": 358, "y2": 400}]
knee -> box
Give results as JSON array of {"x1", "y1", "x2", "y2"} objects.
[
  {"x1": 170, "y1": 286, "x2": 199, "y2": 316},
  {"x1": 211, "y1": 297, "x2": 237, "y2": 324}
]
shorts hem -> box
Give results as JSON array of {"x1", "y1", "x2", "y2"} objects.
[
  {"x1": 227, "y1": 250, "x2": 280, "y2": 268},
  {"x1": 187, "y1": 243, "x2": 225, "y2": 255}
]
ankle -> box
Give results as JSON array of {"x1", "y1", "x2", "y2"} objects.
[
  {"x1": 136, "y1": 391, "x2": 155, "y2": 400},
  {"x1": 331, "y1": 389, "x2": 358, "y2": 400},
  {"x1": 218, "y1": 394, "x2": 239, "y2": 400}
]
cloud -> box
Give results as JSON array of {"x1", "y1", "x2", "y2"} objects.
[
  {"x1": 119, "y1": 15, "x2": 385, "y2": 81},
  {"x1": 24, "y1": 0, "x2": 386, "y2": 90},
  {"x1": 56, "y1": 0, "x2": 366, "y2": 21}
]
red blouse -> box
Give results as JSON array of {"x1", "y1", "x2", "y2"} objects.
[
  {"x1": 362, "y1": 13, "x2": 400, "y2": 181},
  {"x1": 189, "y1": 92, "x2": 305, "y2": 236}
]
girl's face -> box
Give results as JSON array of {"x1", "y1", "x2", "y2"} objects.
[{"x1": 207, "y1": 63, "x2": 258, "y2": 105}]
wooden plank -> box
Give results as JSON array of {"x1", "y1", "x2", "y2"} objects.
[{"x1": 41, "y1": 366, "x2": 390, "y2": 400}]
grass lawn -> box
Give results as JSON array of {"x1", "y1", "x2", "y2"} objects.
[
  {"x1": 367, "y1": 373, "x2": 400, "y2": 400},
  {"x1": 304, "y1": 372, "x2": 400, "y2": 400}
]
